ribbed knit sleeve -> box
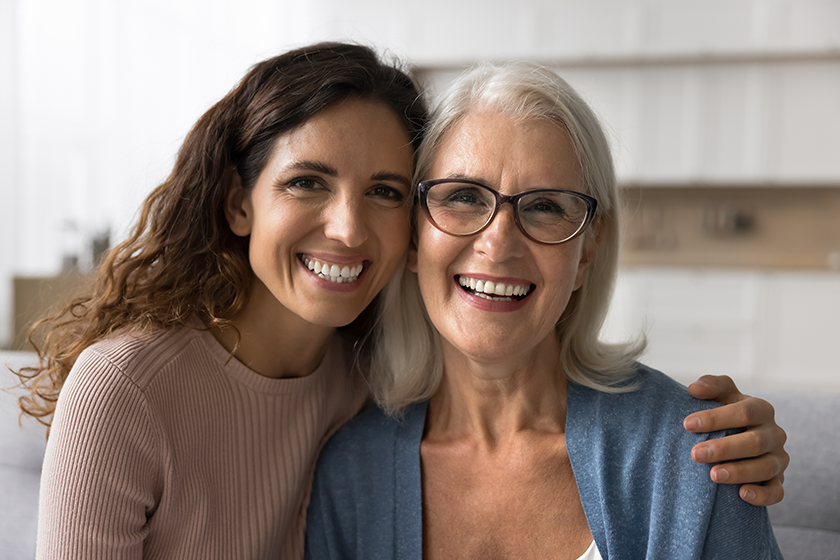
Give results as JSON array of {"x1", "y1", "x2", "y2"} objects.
[
  {"x1": 38, "y1": 347, "x2": 165, "y2": 559},
  {"x1": 35, "y1": 325, "x2": 367, "y2": 560}
]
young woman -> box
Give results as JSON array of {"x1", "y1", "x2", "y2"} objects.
[
  {"x1": 15, "y1": 44, "x2": 785, "y2": 559},
  {"x1": 17, "y1": 42, "x2": 425, "y2": 559}
]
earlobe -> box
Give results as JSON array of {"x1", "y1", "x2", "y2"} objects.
[
  {"x1": 573, "y1": 219, "x2": 603, "y2": 290},
  {"x1": 225, "y1": 170, "x2": 252, "y2": 237}
]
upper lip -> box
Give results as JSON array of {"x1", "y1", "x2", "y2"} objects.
[
  {"x1": 456, "y1": 272, "x2": 531, "y2": 285},
  {"x1": 456, "y1": 273, "x2": 534, "y2": 297},
  {"x1": 299, "y1": 252, "x2": 369, "y2": 266}
]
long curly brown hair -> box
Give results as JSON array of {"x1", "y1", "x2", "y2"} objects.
[{"x1": 14, "y1": 42, "x2": 428, "y2": 428}]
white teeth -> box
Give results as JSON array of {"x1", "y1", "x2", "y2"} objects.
[
  {"x1": 458, "y1": 275, "x2": 531, "y2": 299},
  {"x1": 301, "y1": 256, "x2": 364, "y2": 283}
]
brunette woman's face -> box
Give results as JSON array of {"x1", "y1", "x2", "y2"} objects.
[{"x1": 226, "y1": 98, "x2": 414, "y2": 328}]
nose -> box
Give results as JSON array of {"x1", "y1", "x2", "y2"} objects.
[
  {"x1": 472, "y1": 204, "x2": 526, "y2": 261},
  {"x1": 323, "y1": 194, "x2": 369, "y2": 247}
]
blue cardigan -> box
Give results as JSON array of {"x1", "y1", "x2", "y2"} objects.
[{"x1": 305, "y1": 365, "x2": 782, "y2": 559}]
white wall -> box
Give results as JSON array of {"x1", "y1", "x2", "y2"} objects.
[
  {"x1": 2, "y1": 0, "x2": 839, "y2": 348},
  {"x1": 0, "y1": 0, "x2": 318, "y2": 346},
  {"x1": 1, "y1": 0, "x2": 19, "y2": 347},
  {"x1": 602, "y1": 267, "x2": 840, "y2": 393}
]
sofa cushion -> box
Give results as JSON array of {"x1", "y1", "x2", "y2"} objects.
[
  {"x1": 1, "y1": 352, "x2": 44, "y2": 559},
  {"x1": 760, "y1": 390, "x2": 840, "y2": 560}
]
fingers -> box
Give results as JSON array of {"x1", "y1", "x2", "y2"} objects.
[
  {"x1": 684, "y1": 395, "x2": 777, "y2": 433},
  {"x1": 704, "y1": 450, "x2": 789, "y2": 486},
  {"x1": 685, "y1": 376, "x2": 790, "y2": 505},
  {"x1": 691, "y1": 426, "x2": 788, "y2": 466},
  {"x1": 686, "y1": 374, "x2": 740, "y2": 404},
  {"x1": 738, "y1": 476, "x2": 786, "y2": 507}
]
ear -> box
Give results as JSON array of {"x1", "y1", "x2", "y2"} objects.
[
  {"x1": 573, "y1": 218, "x2": 602, "y2": 291},
  {"x1": 225, "y1": 169, "x2": 253, "y2": 237},
  {"x1": 406, "y1": 238, "x2": 419, "y2": 273}
]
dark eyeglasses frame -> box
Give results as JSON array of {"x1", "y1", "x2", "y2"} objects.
[{"x1": 417, "y1": 179, "x2": 599, "y2": 245}]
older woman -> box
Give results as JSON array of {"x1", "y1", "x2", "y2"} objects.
[{"x1": 305, "y1": 62, "x2": 782, "y2": 559}]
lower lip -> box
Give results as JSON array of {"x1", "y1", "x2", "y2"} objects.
[
  {"x1": 301, "y1": 259, "x2": 366, "y2": 293},
  {"x1": 455, "y1": 278, "x2": 530, "y2": 312}
]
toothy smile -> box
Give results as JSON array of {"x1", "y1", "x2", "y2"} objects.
[
  {"x1": 300, "y1": 255, "x2": 364, "y2": 283},
  {"x1": 457, "y1": 275, "x2": 533, "y2": 301}
]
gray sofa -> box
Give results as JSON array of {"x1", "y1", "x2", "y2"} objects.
[
  {"x1": 760, "y1": 390, "x2": 840, "y2": 559},
  {"x1": 1, "y1": 352, "x2": 46, "y2": 560},
  {"x1": 1, "y1": 352, "x2": 838, "y2": 558}
]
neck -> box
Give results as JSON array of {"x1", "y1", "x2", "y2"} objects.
[
  {"x1": 426, "y1": 335, "x2": 568, "y2": 448},
  {"x1": 210, "y1": 280, "x2": 337, "y2": 379}
]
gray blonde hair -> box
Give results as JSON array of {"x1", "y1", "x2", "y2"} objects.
[{"x1": 370, "y1": 62, "x2": 645, "y2": 414}]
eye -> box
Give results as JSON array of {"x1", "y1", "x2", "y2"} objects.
[
  {"x1": 367, "y1": 185, "x2": 407, "y2": 208},
  {"x1": 279, "y1": 176, "x2": 331, "y2": 200},
  {"x1": 524, "y1": 198, "x2": 566, "y2": 216},
  {"x1": 287, "y1": 177, "x2": 323, "y2": 191},
  {"x1": 440, "y1": 187, "x2": 489, "y2": 208}
]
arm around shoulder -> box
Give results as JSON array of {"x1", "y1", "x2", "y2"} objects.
[{"x1": 701, "y1": 481, "x2": 784, "y2": 559}]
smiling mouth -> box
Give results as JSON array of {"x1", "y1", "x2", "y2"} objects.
[
  {"x1": 300, "y1": 255, "x2": 365, "y2": 284},
  {"x1": 457, "y1": 275, "x2": 533, "y2": 301}
]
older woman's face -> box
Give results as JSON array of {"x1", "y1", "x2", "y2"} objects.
[{"x1": 409, "y1": 110, "x2": 597, "y2": 364}]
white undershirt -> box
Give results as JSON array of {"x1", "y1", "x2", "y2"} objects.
[{"x1": 577, "y1": 540, "x2": 603, "y2": 560}]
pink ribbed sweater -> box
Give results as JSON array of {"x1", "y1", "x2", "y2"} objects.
[{"x1": 36, "y1": 323, "x2": 366, "y2": 559}]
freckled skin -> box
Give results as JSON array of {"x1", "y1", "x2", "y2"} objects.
[{"x1": 221, "y1": 99, "x2": 414, "y2": 378}]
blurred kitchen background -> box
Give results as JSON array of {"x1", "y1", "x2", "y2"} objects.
[{"x1": 1, "y1": 0, "x2": 839, "y2": 392}]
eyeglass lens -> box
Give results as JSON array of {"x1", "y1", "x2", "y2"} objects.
[{"x1": 424, "y1": 182, "x2": 590, "y2": 243}]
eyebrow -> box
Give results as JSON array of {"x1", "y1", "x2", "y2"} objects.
[
  {"x1": 440, "y1": 172, "x2": 582, "y2": 191},
  {"x1": 371, "y1": 172, "x2": 411, "y2": 188},
  {"x1": 286, "y1": 160, "x2": 411, "y2": 189},
  {"x1": 287, "y1": 160, "x2": 338, "y2": 176},
  {"x1": 442, "y1": 173, "x2": 487, "y2": 185}
]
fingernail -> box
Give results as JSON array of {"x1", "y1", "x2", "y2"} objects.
[
  {"x1": 693, "y1": 446, "x2": 711, "y2": 462},
  {"x1": 685, "y1": 417, "x2": 701, "y2": 431},
  {"x1": 742, "y1": 488, "x2": 756, "y2": 501},
  {"x1": 713, "y1": 468, "x2": 730, "y2": 483}
]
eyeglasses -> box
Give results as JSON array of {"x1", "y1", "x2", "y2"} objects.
[{"x1": 417, "y1": 179, "x2": 598, "y2": 245}]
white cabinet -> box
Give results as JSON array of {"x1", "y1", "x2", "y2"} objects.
[
  {"x1": 603, "y1": 267, "x2": 840, "y2": 392},
  {"x1": 763, "y1": 274, "x2": 840, "y2": 388},
  {"x1": 409, "y1": 0, "x2": 840, "y2": 185}
]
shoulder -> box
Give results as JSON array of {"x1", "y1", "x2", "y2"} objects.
[
  {"x1": 307, "y1": 402, "x2": 426, "y2": 558},
  {"x1": 566, "y1": 364, "x2": 777, "y2": 558},
  {"x1": 569, "y1": 363, "x2": 720, "y2": 435},
  {"x1": 73, "y1": 324, "x2": 205, "y2": 390},
  {"x1": 311, "y1": 400, "x2": 426, "y2": 506},
  {"x1": 316, "y1": 402, "x2": 421, "y2": 472},
  {"x1": 57, "y1": 324, "x2": 207, "y2": 431}
]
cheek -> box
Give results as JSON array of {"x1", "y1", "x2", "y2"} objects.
[
  {"x1": 415, "y1": 226, "x2": 461, "y2": 292},
  {"x1": 370, "y1": 209, "x2": 413, "y2": 276},
  {"x1": 379, "y1": 208, "x2": 412, "y2": 254},
  {"x1": 415, "y1": 223, "x2": 445, "y2": 271}
]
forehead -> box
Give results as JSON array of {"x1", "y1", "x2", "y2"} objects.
[
  {"x1": 267, "y1": 98, "x2": 413, "y2": 171},
  {"x1": 430, "y1": 109, "x2": 584, "y2": 190}
]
